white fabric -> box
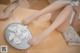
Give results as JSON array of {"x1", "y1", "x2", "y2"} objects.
[
  {"x1": 70, "y1": 1, "x2": 79, "y2": 6},
  {"x1": 5, "y1": 23, "x2": 32, "y2": 49}
]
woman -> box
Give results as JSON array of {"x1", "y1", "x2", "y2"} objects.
[
  {"x1": 0, "y1": 0, "x2": 80, "y2": 46},
  {"x1": 23, "y1": 0, "x2": 80, "y2": 45}
]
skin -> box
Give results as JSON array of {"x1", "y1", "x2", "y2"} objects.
[
  {"x1": 0, "y1": 2, "x2": 18, "y2": 19},
  {"x1": 24, "y1": 1, "x2": 80, "y2": 46},
  {"x1": 28, "y1": 5, "x2": 73, "y2": 45},
  {"x1": 23, "y1": 1, "x2": 71, "y2": 24},
  {"x1": 22, "y1": 0, "x2": 73, "y2": 45},
  {"x1": 0, "y1": 0, "x2": 79, "y2": 46},
  {"x1": 0, "y1": 0, "x2": 30, "y2": 20},
  {"x1": 72, "y1": 4, "x2": 80, "y2": 32},
  {"x1": 18, "y1": 0, "x2": 30, "y2": 8},
  {"x1": 48, "y1": 0, "x2": 80, "y2": 32}
]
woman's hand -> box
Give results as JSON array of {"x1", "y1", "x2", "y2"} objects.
[{"x1": 0, "y1": 1, "x2": 18, "y2": 20}]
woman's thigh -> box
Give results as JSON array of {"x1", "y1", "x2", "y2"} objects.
[{"x1": 50, "y1": 8, "x2": 69, "y2": 32}]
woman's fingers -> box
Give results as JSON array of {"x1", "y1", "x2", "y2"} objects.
[{"x1": 23, "y1": 1, "x2": 71, "y2": 25}]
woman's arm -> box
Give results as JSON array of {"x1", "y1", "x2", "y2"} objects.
[
  {"x1": 29, "y1": 5, "x2": 73, "y2": 46},
  {"x1": 23, "y1": 1, "x2": 71, "y2": 24},
  {"x1": 0, "y1": 1, "x2": 18, "y2": 20}
]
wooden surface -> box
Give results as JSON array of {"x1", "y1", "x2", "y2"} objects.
[
  {"x1": 0, "y1": 0, "x2": 10, "y2": 4},
  {"x1": 0, "y1": 5, "x2": 80, "y2": 53}
]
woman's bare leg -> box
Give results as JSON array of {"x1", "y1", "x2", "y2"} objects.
[
  {"x1": 23, "y1": 1, "x2": 71, "y2": 24},
  {"x1": 72, "y1": 5, "x2": 80, "y2": 32},
  {"x1": 29, "y1": 5, "x2": 73, "y2": 46}
]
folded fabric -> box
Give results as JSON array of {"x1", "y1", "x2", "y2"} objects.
[{"x1": 5, "y1": 23, "x2": 32, "y2": 49}]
